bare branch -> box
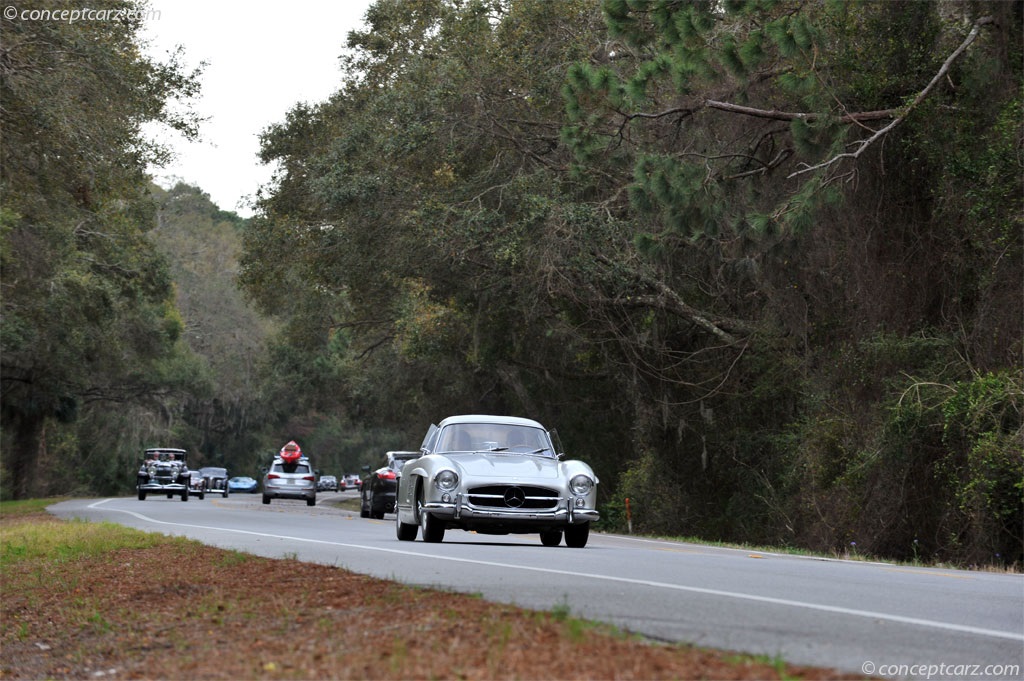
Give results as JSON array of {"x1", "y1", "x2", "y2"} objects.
[{"x1": 787, "y1": 15, "x2": 994, "y2": 180}]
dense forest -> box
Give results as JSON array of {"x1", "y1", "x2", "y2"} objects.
[{"x1": 2, "y1": 0, "x2": 1021, "y2": 568}]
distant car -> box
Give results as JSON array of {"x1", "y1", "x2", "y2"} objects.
[
  {"x1": 199, "y1": 467, "x2": 230, "y2": 498},
  {"x1": 263, "y1": 442, "x2": 316, "y2": 506},
  {"x1": 228, "y1": 476, "x2": 259, "y2": 493},
  {"x1": 394, "y1": 415, "x2": 599, "y2": 547},
  {"x1": 317, "y1": 475, "x2": 338, "y2": 492},
  {"x1": 137, "y1": 448, "x2": 190, "y2": 502},
  {"x1": 360, "y1": 451, "x2": 419, "y2": 519},
  {"x1": 188, "y1": 470, "x2": 206, "y2": 499},
  {"x1": 340, "y1": 474, "x2": 362, "y2": 491}
]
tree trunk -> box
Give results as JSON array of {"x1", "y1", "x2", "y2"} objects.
[{"x1": 8, "y1": 414, "x2": 44, "y2": 500}]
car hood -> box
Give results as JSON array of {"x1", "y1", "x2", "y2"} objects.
[{"x1": 448, "y1": 452, "x2": 560, "y2": 480}]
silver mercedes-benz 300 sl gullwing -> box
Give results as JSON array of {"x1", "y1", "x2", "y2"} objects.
[{"x1": 394, "y1": 415, "x2": 599, "y2": 547}]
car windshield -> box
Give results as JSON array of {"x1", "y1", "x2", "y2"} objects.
[
  {"x1": 435, "y1": 424, "x2": 551, "y2": 455},
  {"x1": 272, "y1": 462, "x2": 311, "y2": 474}
]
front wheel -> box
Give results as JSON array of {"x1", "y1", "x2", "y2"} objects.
[
  {"x1": 137, "y1": 489, "x2": 146, "y2": 501},
  {"x1": 418, "y1": 493, "x2": 445, "y2": 543},
  {"x1": 395, "y1": 505, "x2": 417, "y2": 541},
  {"x1": 564, "y1": 522, "x2": 590, "y2": 548},
  {"x1": 181, "y1": 489, "x2": 189, "y2": 502},
  {"x1": 540, "y1": 530, "x2": 562, "y2": 547}
]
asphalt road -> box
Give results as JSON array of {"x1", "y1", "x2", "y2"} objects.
[{"x1": 48, "y1": 495, "x2": 1024, "y2": 680}]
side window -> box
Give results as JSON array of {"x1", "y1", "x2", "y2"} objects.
[{"x1": 421, "y1": 424, "x2": 439, "y2": 453}]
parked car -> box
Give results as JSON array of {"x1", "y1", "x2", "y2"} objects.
[
  {"x1": 137, "y1": 448, "x2": 190, "y2": 502},
  {"x1": 188, "y1": 470, "x2": 206, "y2": 499},
  {"x1": 317, "y1": 475, "x2": 338, "y2": 492},
  {"x1": 394, "y1": 415, "x2": 599, "y2": 547},
  {"x1": 361, "y1": 451, "x2": 419, "y2": 519},
  {"x1": 228, "y1": 476, "x2": 259, "y2": 493},
  {"x1": 199, "y1": 467, "x2": 230, "y2": 498},
  {"x1": 263, "y1": 441, "x2": 316, "y2": 506},
  {"x1": 340, "y1": 474, "x2": 362, "y2": 491}
]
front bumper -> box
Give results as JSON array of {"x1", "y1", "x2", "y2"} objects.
[
  {"x1": 424, "y1": 493, "x2": 599, "y2": 525},
  {"x1": 139, "y1": 483, "x2": 188, "y2": 492},
  {"x1": 264, "y1": 483, "x2": 315, "y2": 499}
]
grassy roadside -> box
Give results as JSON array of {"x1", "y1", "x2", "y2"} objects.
[{"x1": 0, "y1": 500, "x2": 859, "y2": 680}]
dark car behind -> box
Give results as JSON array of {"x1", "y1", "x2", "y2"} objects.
[{"x1": 360, "y1": 450, "x2": 418, "y2": 519}]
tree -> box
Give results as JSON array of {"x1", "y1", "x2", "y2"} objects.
[
  {"x1": 1, "y1": 0, "x2": 205, "y2": 498},
  {"x1": 240, "y1": 0, "x2": 1021, "y2": 564},
  {"x1": 147, "y1": 183, "x2": 276, "y2": 474}
]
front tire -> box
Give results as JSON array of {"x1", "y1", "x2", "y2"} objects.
[
  {"x1": 395, "y1": 505, "x2": 418, "y2": 541},
  {"x1": 564, "y1": 522, "x2": 590, "y2": 548},
  {"x1": 540, "y1": 530, "x2": 562, "y2": 547},
  {"x1": 138, "y1": 489, "x2": 146, "y2": 501},
  {"x1": 418, "y1": 492, "x2": 445, "y2": 543}
]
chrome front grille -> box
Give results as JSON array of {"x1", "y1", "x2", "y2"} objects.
[{"x1": 467, "y1": 485, "x2": 559, "y2": 510}]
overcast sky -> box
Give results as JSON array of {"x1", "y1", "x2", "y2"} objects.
[{"x1": 142, "y1": 0, "x2": 374, "y2": 217}]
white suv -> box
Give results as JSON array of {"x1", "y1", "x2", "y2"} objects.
[{"x1": 262, "y1": 456, "x2": 317, "y2": 506}]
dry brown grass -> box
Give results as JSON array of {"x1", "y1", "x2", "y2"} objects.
[{"x1": 0, "y1": 512, "x2": 860, "y2": 680}]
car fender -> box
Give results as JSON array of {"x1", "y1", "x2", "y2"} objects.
[{"x1": 559, "y1": 459, "x2": 599, "y2": 484}]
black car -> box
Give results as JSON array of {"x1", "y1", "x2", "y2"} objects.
[
  {"x1": 137, "y1": 448, "x2": 190, "y2": 501},
  {"x1": 360, "y1": 451, "x2": 419, "y2": 519}
]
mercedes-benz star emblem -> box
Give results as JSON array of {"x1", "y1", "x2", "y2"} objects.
[{"x1": 503, "y1": 487, "x2": 526, "y2": 508}]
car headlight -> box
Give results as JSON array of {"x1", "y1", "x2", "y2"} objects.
[
  {"x1": 434, "y1": 469, "x2": 459, "y2": 491},
  {"x1": 569, "y1": 474, "x2": 594, "y2": 495}
]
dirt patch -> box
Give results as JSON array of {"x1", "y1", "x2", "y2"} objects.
[{"x1": 0, "y1": 513, "x2": 860, "y2": 680}]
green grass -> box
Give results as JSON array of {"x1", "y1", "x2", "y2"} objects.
[
  {"x1": 0, "y1": 515, "x2": 184, "y2": 568},
  {"x1": 0, "y1": 498, "x2": 68, "y2": 517}
]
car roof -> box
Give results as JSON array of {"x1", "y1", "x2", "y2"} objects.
[
  {"x1": 436, "y1": 414, "x2": 546, "y2": 429},
  {"x1": 146, "y1": 448, "x2": 186, "y2": 454}
]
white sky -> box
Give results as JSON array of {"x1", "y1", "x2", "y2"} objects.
[{"x1": 142, "y1": 0, "x2": 374, "y2": 217}]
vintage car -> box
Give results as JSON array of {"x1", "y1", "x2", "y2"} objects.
[
  {"x1": 317, "y1": 474, "x2": 338, "y2": 492},
  {"x1": 188, "y1": 470, "x2": 206, "y2": 499},
  {"x1": 394, "y1": 415, "x2": 599, "y2": 547},
  {"x1": 137, "y1": 447, "x2": 191, "y2": 501},
  {"x1": 199, "y1": 466, "x2": 230, "y2": 498},
  {"x1": 360, "y1": 450, "x2": 419, "y2": 519}
]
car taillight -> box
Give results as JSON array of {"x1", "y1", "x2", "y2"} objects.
[
  {"x1": 303, "y1": 475, "x2": 315, "y2": 481},
  {"x1": 267, "y1": 473, "x2": 280, "y2": 479},
  {"x1": 378, "y1": 470, "x2": 397, "y2": 480}
]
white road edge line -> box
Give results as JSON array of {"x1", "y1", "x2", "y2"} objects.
[{"x1": 86, "y1": 499, "x2": 1023, "y2": 643}]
